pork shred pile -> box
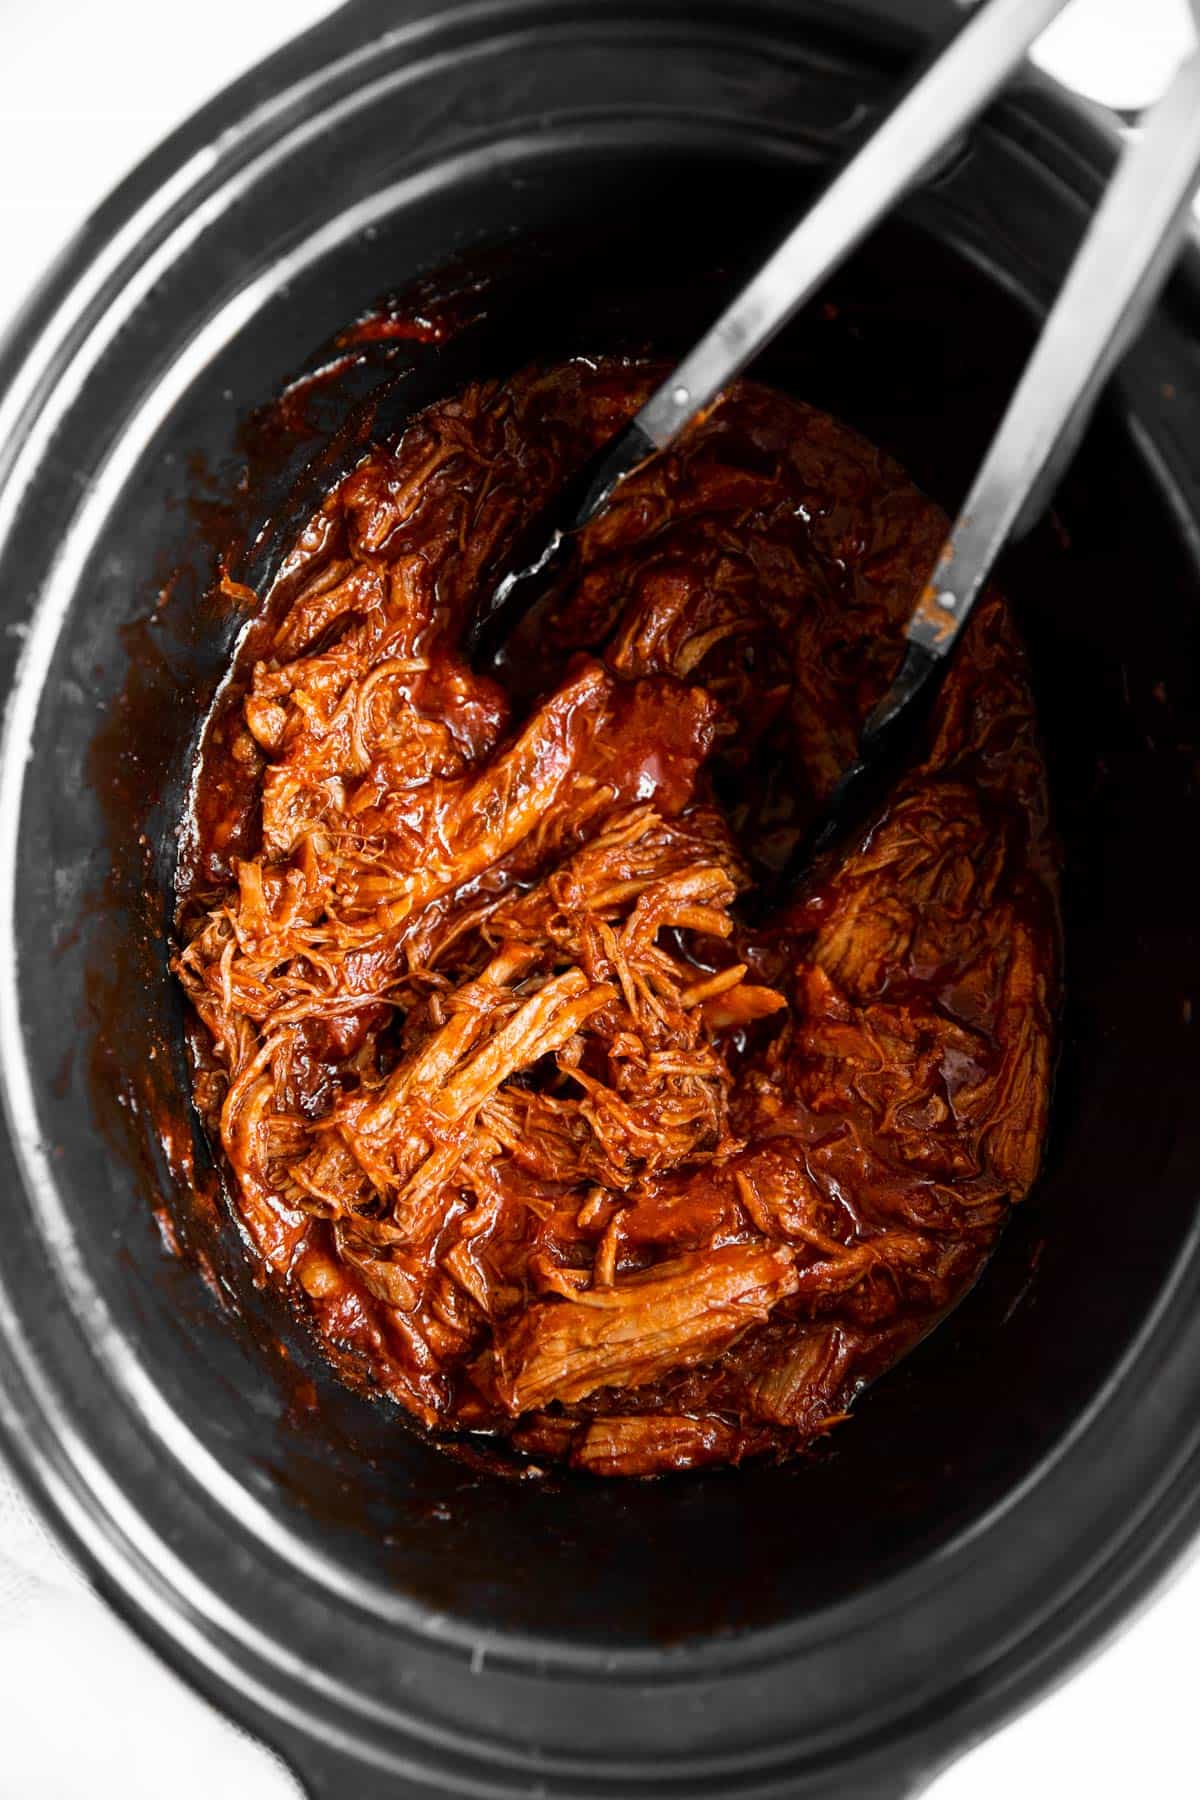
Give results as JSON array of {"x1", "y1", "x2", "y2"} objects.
[{"x1": 176, "y1": 358, "x2": 1058, "y2": 1477}]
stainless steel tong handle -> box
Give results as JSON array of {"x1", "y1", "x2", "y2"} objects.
[
  {"x1": 908, "y1": 39, "x2": 1200, "y2": 660},
  {"x1": 756, "y1": 18, "x2": 1200, "y2": 894},
  {"x1": 630, "y1": 0, "x2": 1075, "y2": 451}
]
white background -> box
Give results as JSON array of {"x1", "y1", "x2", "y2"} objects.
[{"x1": 1, "y1": 1, "x2": 1199, "y2": 1795}]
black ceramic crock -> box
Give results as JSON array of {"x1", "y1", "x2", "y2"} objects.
[{"x1": 2, "y1": 2, "x2": 1200, "y2": 1795}]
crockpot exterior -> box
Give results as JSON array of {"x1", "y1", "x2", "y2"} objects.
[{"x1": 2, "y1": 3, "x2": 1200, "y2": 1796}]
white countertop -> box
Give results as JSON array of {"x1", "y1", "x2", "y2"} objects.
[{"x1": 1, "y1": 2, "x2": 1197, "y2": 1794}]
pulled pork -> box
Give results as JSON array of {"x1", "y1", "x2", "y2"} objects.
[{"x1": 176, "y1": 357, "x2": 1058, "y2": 1475}]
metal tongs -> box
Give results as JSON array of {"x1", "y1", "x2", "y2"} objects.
[{"x1": 465, "y1": 0, "x2": 1200, "y2": 900}]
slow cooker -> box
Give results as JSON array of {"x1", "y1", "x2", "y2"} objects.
[{"x1": 1, "y1": 2, "x2": 1199, "y2": 1794}]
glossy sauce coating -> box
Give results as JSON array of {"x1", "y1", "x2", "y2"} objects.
[{"x1": 176, "y1": 358, "x2": 1058, "y2": 1476}]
